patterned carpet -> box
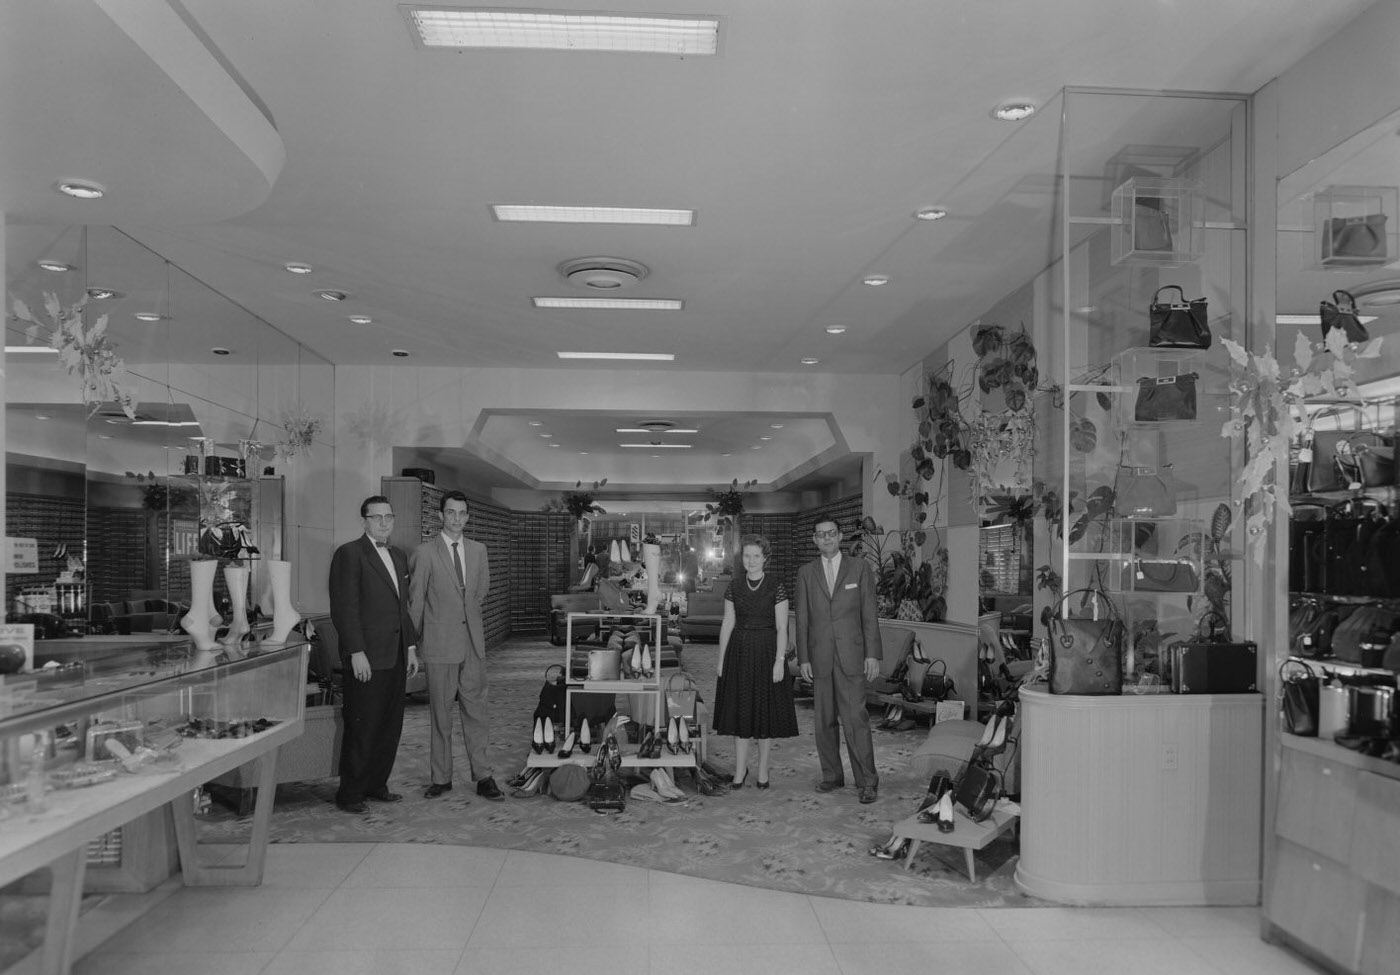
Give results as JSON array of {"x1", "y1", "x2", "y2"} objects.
[{"x1": 198, "y1": 635, "x2": 1041, "y2": 908}]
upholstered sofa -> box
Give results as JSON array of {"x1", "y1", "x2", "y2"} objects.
[
  {"x1": 677, "y1": 586, "x2": 728, "y2": 642},
  {"x1": 548, "y1": 593, "x2": 607, "y2": 645}
]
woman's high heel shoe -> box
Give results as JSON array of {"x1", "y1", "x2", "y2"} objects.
[
  {"x1": 640, "y1": 644, "x2": 653, "y2": 678},
  {"x1": 936, "y1": 791, "x2": 955, "y2": 833},
  {"x1": 678, "y1": 719, "x2": 692, "y2": 754},
  {"x1": 543, "y1": 717, "x2": 556, "y2": 754},
  {"x1": 531, "y1": 717, "x2": 545, "y2": 755},
  {"x1": 638, "y1": 728, "x2": 656, "y2": 760},
  {"x1": 666, "y1": 717, "x2": 680, "y2": 755},
  {"x1": 579, "y1": 720, "x2": 592, "y2": 754},
  {"x1": 732, "y1": 770, "x2": 748, "y2": 789},
  {"x1": 558, "y1": 730, "x2": 576, "y2": 759}
]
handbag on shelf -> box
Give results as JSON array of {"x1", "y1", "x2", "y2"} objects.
[
  {"x1": 1294, "y1": 604, "x2": 1353, "y2": 659},
  {"x1": 1279, "y1": 659, "x2": 1321, "y2": 737},
  {"x1": 1323, "y1": 214, "x2": 1388, "y2": 265},
  {"x1": 1289, "y1": 503, "x2": 1329, "y2": 593},
  {"x1": 1330, "y1": 604, "x2": 1400, "y2": 665},
  {"x1": 665, "y1": 671, "x2": 699, "y2": 722},
  {"x1": 1319, "y1": 290, "x2": 1369, "y2": 343},
  {"x1": 1322, "y1": 497, "x2": 1387, "y2": 595},
  {"x1": 1131, "y1": 558, "x2": 1200, "y2": 593},
  {"x1": 1047, "y1": 589, "x2": 1124, "y2": 696},
  {"x1": 1147, "y1": 286, "x2": 1210, "y2": 349},
  {"x1": 1115, "y1": 464, "x2": 1177, "y2": 517},
  {"x1": 534, "y1": 664, "x2": 566, "y2": 727},
  {"x1": 905, "y1": 641, "x2": 954, "y2": 703},
  {"x1": 1134, "y1": 372, "x2": 1198, "y2": 422},
  {"x1": 1335, "y1": 431, "x2": 1395, "y2": 489},
  {"x1": 1133, "y1": 197, "x2": 1173, "y2": 252}
]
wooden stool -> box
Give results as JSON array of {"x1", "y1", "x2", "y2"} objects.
[{"x1": 890, "y1": 804, "x2": 1019, "y2": 882}]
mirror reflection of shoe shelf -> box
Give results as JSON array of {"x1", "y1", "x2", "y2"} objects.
[{"x1": 525, "y1": 612, "x2": 703, "y2": 770}]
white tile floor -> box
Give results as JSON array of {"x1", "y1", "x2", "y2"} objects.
[{"x1": 71, "y1": 843, "x2": 1325, "y2": 975}]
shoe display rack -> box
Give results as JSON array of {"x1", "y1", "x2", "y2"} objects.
[{"x1": 525, "y1": 611, "x2": 700, "y2": 771}]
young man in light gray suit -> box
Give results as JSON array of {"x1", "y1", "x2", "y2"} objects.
[
  {"x1": 794, "y1": 517, "x2": 883, "y2": 804},
  {"x1": 407, "y1": 490, "x2": 501, "y2": 800}
]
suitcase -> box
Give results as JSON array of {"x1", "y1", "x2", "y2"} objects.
[{"x1": 1170, "y1": 641, "x2": 1258, "y2": 694}]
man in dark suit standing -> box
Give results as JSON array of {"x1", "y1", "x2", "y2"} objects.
[
  {"x1": 794, "y1": 517, "x2": 883, "y2": 804},
  {"x1": 329, "y1": 495, "x2": 420, "y2": 813},
  {"x1": 407, "y1": 490, "x2": 501, "y2": 800}
]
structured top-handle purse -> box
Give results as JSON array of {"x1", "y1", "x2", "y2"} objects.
[
  {"x1": 1115, "y1": 464, "x2": 1177, "y2": 517},
  {"x1": 1323, "y1": 213, "x2": 1388, "y2": 266},
  {"x1": 1133, "y1": 196, "x2": 1173, "y2": 252},
  {"x1": 1319, "y1": 290, "x2": 1369, "y2": 343},
  {"x1": 1134, "y1": 372, "x2": 1198, "y2": 422},
  {"x1": 1148, "y1": 285, "x2": 1210, "y2": 349},
  {"x1": 1047, "y1": 589, "x2": 1123, "y2": 695},
  {"x1": 1279, "y1": 659, "x2": 1321, "y2": 736}
]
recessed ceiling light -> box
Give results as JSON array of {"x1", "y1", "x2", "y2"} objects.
[
  {"x1": 557, "y1": 351, "x2": 675, "y2": 361},
  {"x1": 4, "y1": 346, "x2": 58, "y2": 355},
  {"x1": 801, "y1": 356, "x2": 820, "y2": 365},
  {"x1": 211, "y1": 347, "x2": 231, "y2": 356},
  {"x1": 721, "y1": 452, "x2": 731, "y2": 457},
  {"x1": 759, "y1": 436, "x2": 772, "y2": 441},
  {"x1": 34, "y1": 413, "x2": 51, "y2": 420},
  {"x1": 317, "y1": 290, "x2": 348, "y2": 301},
  {"x1": 579, "y1": 451, "x2": 589, "y2": 455},
  {"x1": 98, "y1": 434, "x2": 113, "y2": 440},
  {"x1": 862, "y1": 275, "x2": 889, "y2": 287},
  {"x1": 750, "y1": 445, "x2": 762, "y2": 450},
  {"x1": 549, "y1": 443, "x2": 560, "y2": 448},
  {"x1": 407, "y1": 9, "x2": 720, "y2": 55},
  {"x1": 134, "y1": 313, "x2": 166, "y2": 322},
  {"x1": 770, "y1": 423, "x2": 784, "y2": 429},
  {"x1": 56, "y1": 180, "x2": 105, "y2": 199},
  {"x1": 493, "y1": 204, "x2": 695, "y2": 226},
  {"x1": 993, "y1": 101, "x2": 1037, "y2": 122},
  {"x1": 825, "y1": 325, "x2": 847, "y2": 335},
  {"x1": 615, "y1": 427, "x2": 698, "y2": 434},
  {"x1": 348, "y1": 315, "x2": 373, "y2": 325},
  {"x1": 539, "y1": 433, "x2": 552, "y2": 438},
  {"x1": 619, "y1": 443, "x2": 691, "y2": 449},
  {"x1": 914, "y1": 206, "x2": 948, "y2": 221},
  {"x1": 37, "y1": 260, "x2": 74, "y2": 272},
  {"x1": 535, "y1": 297, "x2": 683, "y2": 310},
  {"x1": 284, "y1": 262, "x2": 313, "y2": 274},
  {"x1": 86, "y1": 287, "x2": 122, "y2": 300},
  {"x1": 391, "y1": 349, "x2": 410, "y2": 357},
  {"x1": 529, "y1": 420, "x2": 543, "y2": 427}
]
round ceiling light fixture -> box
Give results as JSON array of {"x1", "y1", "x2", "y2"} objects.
[
  {"x1": 348, "y1": 315, "x2": 373, "y2": 325},
  {"x1": 558, "y1": 257, "x2": 650, "y2": 291},
  {"x1": 801, "y1": 356, "x2": 820, "y2": 365},
  {"x1": 825, "y1": 325, "x2": 847, "y2": 335},
  {"x1": 134, "y1": 312, "x2": 166, "y2": 322},
  {"x1": 211, "y1": 347, "x2": 231, "y2": 356},
  {"x1": 56, "y1": 179, "x2": 105, "y2": 200},
  {"x1": 316, "y1": 289, "x2": 348, "y2": 302},
  {"x1": 637, "y1": 419, "x2": 676, "y2": 433},
  {"x1": 862, "y1": 274, "x2": 889, "y2": 287},
  {"x1": 391, "y1": 349, "x2": 410, "y2": 357},
  {"x1": 914, "y1": 206, "x2": 948, "y2": 221},
  {"x1": 37, "y1": 260, "x2": 74, "y2": 272},
  {"x1": 284, "y1": 262, "x2": 313, "y2": 274},
  {"x1": 86, "y1": 287, "x2": 123, "y2": 300},
  {"x1": 992, "y1": 100, "x2": 1037, "y2": 122}
]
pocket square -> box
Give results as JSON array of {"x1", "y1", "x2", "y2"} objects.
[{"x1": 844, "y1": 582, "x2": 858, "y2": 589}]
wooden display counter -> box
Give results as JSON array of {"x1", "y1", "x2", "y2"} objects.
[{"x1": 1015, "y1": 685, "x2": 1263, "y2": 906}]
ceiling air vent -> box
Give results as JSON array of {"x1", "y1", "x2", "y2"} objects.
[{"x1": 558, "y1": 257, "x2": 650, "y2": 291}]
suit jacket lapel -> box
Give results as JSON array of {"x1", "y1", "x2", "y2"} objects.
[{"x1": 363, "y1": 535, "x2": 400, "y2": 600}]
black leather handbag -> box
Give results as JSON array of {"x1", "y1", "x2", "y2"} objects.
[
  {"x1": 1279, "y1": 659, "x2": 1321, "y2": 737},
  {"x1": 1168, "y1": 613, "x2": 1256, "y2": 694},
  {"x1": 1132, "y1": 558, "x2": 1200, "y2": 593},
  {"x1": 1323, "y1": 497, "x2": 1386, "y2": 595},
  {"x1": 1289, "y1": 502, "x2": 1328, "y2": 593},
  {"x1": 1047, "y1": 589, "x2": 1123, "y2": 695},
  {"x1": 1335, "y1": 432, "x2": 1395, "y2": 488},
  {"x1": 1319, "y1": 289, "x2": 1369, "y2": 342},
  {"x1": 1134, "y1": 373, "x2": 1198, "y2": 422},
  {"x1": 1148, "y1": 286, "x2": 1210, "y2": 349}
]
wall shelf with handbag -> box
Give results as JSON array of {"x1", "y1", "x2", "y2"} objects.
[
  {"x1": 1109, "y1": 177, "x2": 1203, "y2": 267},
  {"x1": 1313, "y1": 184, "x2": 1397, "y2": 269}
]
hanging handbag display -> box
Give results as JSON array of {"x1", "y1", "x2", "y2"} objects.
[
  {"x1": 1115, "y1": 464, "x2": 1177, "y2": 517},
  {"x1": 1279, "y1": 659, "x2": 1321, "y2": 737},
  {"x1": 1323, "y1": 214, "x2": 1388, "y2": 265},
  {"x1": 1134, "y1": 372, "x2": 1198, "y2": 422},
  {"x1": 1147, "y1": 286, "x2": 1210, "y2": 349},
  {"x1": 1319, "y1": 289, "x2": 1369, "y2": 343},
  {"x1": 1131, "y1": 558, "x2": 1200, "y2": 593},
  {"x1": 1168, "y1": 612, "x2": 1257, "y2": 694},
  {"x1": 1047, "y1": 589, "x2": 1124, "y2": 696}
]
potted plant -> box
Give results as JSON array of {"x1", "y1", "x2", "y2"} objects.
[
  {"x1": 703, "y1": 478, "x2": 756, "y2": 575},
  {"x1": 848, "y1": 517, "x2": 946, "y2": 621}
]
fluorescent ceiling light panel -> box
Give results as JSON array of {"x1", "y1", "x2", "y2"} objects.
[
  {"x1": 5, "y1": 345, "x2": 58, "y2": 354},
  {"x1": 535, "y1": 297, "x2": 682, "y2": 310},
  {"x1": 619, "y1": 443, "x2": 691, "y2": 448},
  {"x1": 493, "y1": 205, "x2": 693, "y2": 226},
  {"x1": 409, "y1": 9, "x2": 719, "y2": 55},
  {"x1": 557, "y1": 351, "x2": 674, "y2": 361},
  {"x1": 1276, "y1": 314, "x2": 1378, "y2": 325}
]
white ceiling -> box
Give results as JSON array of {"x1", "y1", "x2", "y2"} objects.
[{"x1": 1, "y1": 0, "x2": 1376, "y2": 493}]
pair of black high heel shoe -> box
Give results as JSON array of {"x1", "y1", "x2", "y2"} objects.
[
  {"x1": 970, "y1": 700, "x2": 1014, "y2": 764},
  {"x1": 869, "y1": 834, "x2": 910, "y2": 860},
  {"x1": 530, "y1": 716, "x2": 556, "y2": 754},
  {"x1": 915, "y1": 769, "x2": 957, "y2": 833}
]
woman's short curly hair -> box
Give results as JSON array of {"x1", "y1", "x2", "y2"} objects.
[{"x1": 738, "y1": 533, "x2": 772, "y2": 558}]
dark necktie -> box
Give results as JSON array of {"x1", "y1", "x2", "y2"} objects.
[{"x1": 452, "y1": 541, "x2": 465, "y2": 587}]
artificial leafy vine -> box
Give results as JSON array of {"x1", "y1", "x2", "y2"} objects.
[{"x1": 8, "y1": 292, "x2": 137, "y2": 419}]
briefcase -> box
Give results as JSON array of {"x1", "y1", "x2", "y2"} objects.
[{"x1": 1170, "y1": 641, "x2": 1258, "y2": 694}]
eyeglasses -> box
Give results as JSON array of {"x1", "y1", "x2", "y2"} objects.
[
  {"x1": 813, "y1": 529, "x2": 839, "y2": 539},
  {"x1": 364, "y1": 513, "x2": 395, "y2": 523}
]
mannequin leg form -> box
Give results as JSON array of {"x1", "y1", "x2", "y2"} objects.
[
  {"x1": 641, "y1": 542, "x2": 662, "y2": 615},
  {"x1": 181, "y1": 559, "x2": 220, "y2": 666},
  {"x1": 221, "y1": 565, "x2": 250, "y2": 652},
  {"x1": 265, "y1": 560, "x2": 300, "y2": 647}
]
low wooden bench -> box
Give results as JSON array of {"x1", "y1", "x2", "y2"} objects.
[{"x1": 890, "y1": 803, "x2": 1019, "y2": 882}]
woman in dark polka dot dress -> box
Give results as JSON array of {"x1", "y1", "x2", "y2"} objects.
[{"x1": 712, "y1": 534, "x2": 798, "y2": 787}]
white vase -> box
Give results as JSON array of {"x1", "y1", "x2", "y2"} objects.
[
  {"x1": 220, "y1": 565, "x2": 250, "y2": 651},
  {"x1": 641, "y1": 542, "x2": 662, "y2": 615},
  {"x1": 181, "y1": 559, "x2": 221, "y2": 663},
  {"x1": 263, "y1": 560, "x2": 300, "y2": 647}
]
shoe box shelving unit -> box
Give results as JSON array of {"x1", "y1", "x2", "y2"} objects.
[{"x1": 525, "y1": 612, "x2": 699, "y2": 771}]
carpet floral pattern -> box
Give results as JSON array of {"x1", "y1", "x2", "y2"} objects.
[{"x1": 199, "y1": 636, "x2": 1040, "y2": 908}]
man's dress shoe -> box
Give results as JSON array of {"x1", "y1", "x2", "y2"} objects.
[
  {"x1": 366, "y1": 789, "x2": 403, "y2": 803},
  {"x1": 858, "y1": 787, "x2": 878, "y2": 805},
  {"x1": 476, "y1": 777, "x2": 504, "y2": 801},
  {"x1": 336, "y1": 800, "x2": 369, "y2": 814},
  {"x1": 814, "y1": 780, "x2": 845, "y2": 794},
  {"x1": 424, "y1": 782, "x2": 452, "y2": 799}
]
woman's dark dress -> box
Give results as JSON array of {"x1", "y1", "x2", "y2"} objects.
[{"x1": 712, "y1": 575, "x2": 798, "y2": 739}]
